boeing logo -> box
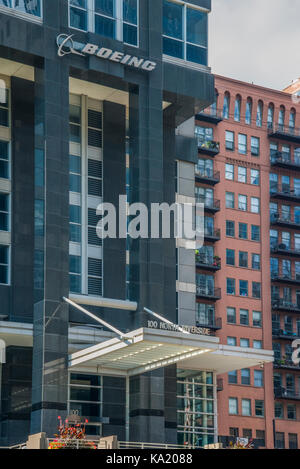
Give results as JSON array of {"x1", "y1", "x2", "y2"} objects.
[{"x1": 56, "y1": 34, "x2": 157, "y2": 72}]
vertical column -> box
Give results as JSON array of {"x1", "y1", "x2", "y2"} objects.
[{"x1": 30, "y1": 58, "x2": 70, "y2": 437}]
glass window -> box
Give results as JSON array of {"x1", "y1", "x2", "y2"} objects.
[
  {"x1": 229, "y1": 397, "x2": 238, "y2": 415},
  {"x1": 226, "y1": 249, "x2": 235, "y2": 266},
  {"x1": 253, "y1": 310, "x2": 262, "y2": 327},
  {"x1": 270, "y1": 173, "x2": 278, "y2": 193},
  {"x1": 245, "y1": 98, "x2": 252, "y2": 125},
  {"x1": 238, "y1": 166, "x2": 247, "y2": 183},
  {"x1": 223, "y1": 93, "x2": 230, "y2": 119},
  {"x1": 70, "y1": 205, "x2": 82, "y2": 243},
  {"x1": 251, "y1": 197, "x2": 260, "y2": 214},
  {"x1": 163, "y1": 1, "x2": 208, "y2": 65},
  {"x1": 240, "y1": 309, "x2": 249, "y2": 326},
  {"x1": 238, "y1": 194, "x2": 247, "y2": 211},
  {"x1": 251, "y1": 136, "x2": 260, "y2": 156},
  {"x1": 228, "y1": 370, "x2": 237, "y2": 384},
  {"x1": 227, "y1": 278, "x2": 235, "y2": 295},
  {"x1": 241, "y1": 368, "x2": 250, "y2": 385},
  {"x1": 239, "y1": 251, "x2": 248, "y2": 268},
  {"x1": 252, "y1": 282, "x2": 261, "y2": 299},
  {"x1": 278, "y1": 106, "x2": 285, "y2": 128},
  {"x1": 287, "y1": 404, "x2": 296, "y2": 420},
  {"x1": 123, "y1": 0, "x2": 138, "y2": 45},
  {"x1": 69, "y1": 254, "x2": 82, "y2": 293},
  {"x1": 251, "y1": 225, "x2": 260, "y2": 241},
  {"x1": 238, "y1": 133, "x2": 247, "y2": 155},
  {"x1": 225, "y1": 163, "x2": 234, "y2": 180},
  {"x1": 225, "y1": 130, "x2": 234, "y2": 150},
  {"x1": 252, "y1": 253, "x2": 260, "y2": 270},
  {"x1": 70, "y1": 0, "x2": 88, "y2": 30},
  {"x1": 0, "y1": 141, "x2": 9, "y2": 179},
  {"x1": 267, "y1": 104, "x2": 274, "y2": 128},
  {"x1": 289, "y1": 434, "x2": 298, "y2": 450},
  {"x1": 234, "y1": 95, "x2": 241, "y2": 122},
  {"x1": 251, "y1": 169, "x2": 260, "y2": 185},
  {"x1": 3, "y1": 0, "x2": 42, "y2": 17},
  {"x1": 0, "y1": 244, "x2": 9, "y2": 284},
  {"x1": 289, "y1": 110, "x2": 296, "y2": 129},
  {"x1": 240, "y1": 339, "x2": 250, "y2": 348},
  {"x1": 0, "y1": 193, "x2": 9, "y2": 231},
  {"x1": 254, "y1": 370, "x2": 264, "y2": 387},
  {"x1": 242, "y1": 399, "x2": 251, "y2": 416},
  {"x1": 255, "y1": 400, "x2": 264, "y2": 417},
  {"x1": 239, "y1": 280, "x2": 248, "y2": 297},
  {"x1": 253, "y1": 340, "x2": 262, "y2": 349},
  {"x1": 239, "y1": 223, "x2": 248, "y2": 239},
  {"x1": 226, "y1": 192, "x2": 234, "y2": 209},
  {"x1": 256, "y1": 101, "x2": 263, "y2": 127},
  {"x1": 226, "y1": 220, "x2": 235, "y2": 237},
  {"x1": 227, "y1": 307, "x2": 236, "y2": 324},
  {"x1": 275, "y1": 403, "x2": 283, "y2": 419}
]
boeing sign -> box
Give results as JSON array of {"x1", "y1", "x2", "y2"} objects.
[{"x1": 56, "y1": 34, "x2": 157, "y2": 72}]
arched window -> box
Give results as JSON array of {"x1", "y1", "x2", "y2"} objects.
[
  {"x1": 234, "y1": 95, "x2": 241, "y2": 122},
  {"x1": 278, "y1": 106, "x2": 285, "y2": 129},
  {"x1": 256, "y1": 100, "x2": 263, "y2": 127},
  {"x1": 210, "y1": 89, "x2": 218, "y2": 115},
  {"x1": 245, "y1": 97, "x2": 252, "y2": 125},
  {"x1": 267, "y1": 103, "x2": 274, "y2": 129},
  {"x1": 289, "y1": 108, "x2": 296, "y2": 129},
  {"x1": 223, "y1": 92, "x2": 230, "y2": 119}
]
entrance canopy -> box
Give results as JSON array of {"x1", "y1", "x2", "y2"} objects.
[{"x1": 69, "y1": 327, "x2": 273, "y2": 377}]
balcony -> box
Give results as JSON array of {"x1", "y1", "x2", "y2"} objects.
[
  {"x1": 196, "y1": 254, "x2": 221, "y2": 272},
  {"x1": 196, "y1": 317, "x2": 222, "y2": 332},
  {"x1": 274, "y1": 359, "x2": 300, "y2": 371},
  {"x1": 196, "y1": 286, "x2": 221, "y2": 301},
  {"x1": 270, "y1": 212, "x2": 300, "y2": 230},
  {"x1": 272, "y1": 328, "x2": 300, "y2": 340},
  {"x1": 271, "y1": 273, "x2": 300, "y2": 286},
  {"x1": 270, "y1": 150, "x2": 300, "y2": 172},
  {"x1": 196, "y1": 196, "x2": 221, "y2": 214},
  {"x1": 268, "y1": 124, "x2": 300, "y2": 144},
  {"x1": 197, "y1": 139, "x2": 220, "y2": 157},
  {"x1": 196, "y1": 108, "x2": 223, "y2": 125},
  {"x1": 271, "y1": 244, "x2": 300, "y2": 258},
  {"x1": 274, "y1": 387, "x2": 300, "y2": 401},
  {"x1": 195, "y1": 168, "x2": 220, "y2": 186},
  {"x1": 204, "y1": 228, "x2": 221, "y2": 243},
  {"x1": 270, "y1": 186, "x2": 300, "y2": 203},
  {"x1": 271, "y1": 298, "x2": 300, "y2": 313},
  {"x1": 217, "y1": 378, "x2": 224, "y2": 392}
]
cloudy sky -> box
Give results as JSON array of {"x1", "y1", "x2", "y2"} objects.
[{"x1": 209, "y1": 0, "x2": 300, "y2": 91}]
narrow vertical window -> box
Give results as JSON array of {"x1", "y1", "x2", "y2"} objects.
[
  {"x1": 234, "y1": 95, "x2": 241, "y2": 122},
  {"x1": 256, "y1": 100, "x2": 263, "y2": 127},
  {"x1": 245, "y1": 98, "x2": 252, "y2": 125}
]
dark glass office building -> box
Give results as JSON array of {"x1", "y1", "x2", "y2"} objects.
[{"x1": 0, "y1": 0, "x2": 273, "y2": 448}]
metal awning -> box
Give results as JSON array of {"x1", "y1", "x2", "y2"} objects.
[{"x1": 68, "y1": 327, "x2": 274, "y2": 377}]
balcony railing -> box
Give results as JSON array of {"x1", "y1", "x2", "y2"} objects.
[
  {"x1": 272, "y1": 328, "x2": 299, "y2": 340},
  {"x1": 204, "y1": 228, "x2": 221, "y2": 242},
  {"x1": 196, "y1": 254, "x2": 221, "y2": 271},
  {"x1": 197, "y1": 139, "x2": 220, "y2": 156},
  {"x1": 270, "y1": 150, "x2": 300, "y2": 171},
  {"x1": 271, "y1": 273, "x2": 300, "y2": 286},
  {"x1": 196, "y1": 108, "x2": 223, "y2": 124},
  {"x1": 270, "y1": 212, "x2": 300, "y2": 229},
  {"x1": 195, "y1": 168, "x2": 220, "y2": 185},
  {"x1": 274, "y1": 359, "x2": 300, "y2": 371},
  {"x1": 196, "y1": 317, "x2": 222, "y2": 331},
  {"x1": 272, "y1": 298, "x2": 300, "y2": 312},
  {"x1": 271, "y1": 243, "x2": 300, "y2": 258},
  {"x1": 268, "y1": 124, "x2": 300, "y2": 143},
  {"x1": 196, "y1": 286, "x2": 221, "y2": 300},
  {"x1": 196, "y1": 196, "x2": 221, "y2": 213},
  {"x1": 270, "y1": 185, "x2": 300, "y2": 203},
  {"x1": 274, "y1": 387, "x2": 300, "y2": 401}
]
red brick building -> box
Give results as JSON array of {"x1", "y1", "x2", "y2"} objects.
[{"x1": 195, "y1": 75, "x2": 300, "y2": 449}]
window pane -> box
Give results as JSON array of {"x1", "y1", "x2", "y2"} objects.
[
  {"x1": 95, "y1": 0, "x2": 115, "y2": 16},
  {"x1": 123, "y1": 0, "x2": 137, "y2": 24},
  {"x1": 70, "y1": 7, "x2": 87, "y2": 30},
  {"x1": 95, "y1": 15, "x2": 116, "y2": 38},
  {"x1": 163, "y1": 0, "x2": 183, "y2": 39},
  {"x1": 186, "y1": 8, "x2": 207, "y2": 47},
  {"x1": 123, "y1": 23, "x2": 137, "y2": 45},
  {"x1": 163, "y1": 37, "x2": 183, "y2": 59},
  {"x1": 186, "y1": 44, "x2": 207, "y2": 66}
]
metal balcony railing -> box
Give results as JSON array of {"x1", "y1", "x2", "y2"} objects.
[
  {"x1": 271, "y1": 243, "x2": 300, "y2": 257},
  {"x1": 204, "y1": 228, "x2": 221, "y2": 241},
  {"x1": 274, "y1": 359, "x2": 300, "y2": 370},
  {"x1": 272, "y1": 298, "x2": 300, "y2": 312},
  {"x1": 268, "y1": 124, "x2": 300, "y2": 143},
  {"x1": 196, "y1": 196, "x2": 221, "y2": 212},
  {"x1": 195, "y1": 168, "x2": 220, "y2": 184},
  {"x1": 196, "y1": 317, "x2": 222, "y2": 331},
  {"x1": 196, "y1": 254, "x2": 221, "y2": 270},
  {"x1": 270, "y1": 212, "x2": 300, "y2": 229},
  {"x1": 272, "y1": 328, "x2": 299, "y2": 339},
  {"x1": 196, "y1": 286, "x2": 221, "y2": 300},
  {"x1": 270, "y1": 185, "x2": 300, "y2": 202},
  {"x1": 196, "y1": 108, "x2": 223, "y2": 124},
  {"x1": 270, "y1": 150, "x2": 300, "y2": 170},
  {"x1": 271, "y1": 273, "x2": 300, "y2": 285},
  {"x1": 274, "y1": 387, "x2": 300, "y2": 400},
  {"x1": 197, "y1": 139, "x2": 220, "y2": 156}
]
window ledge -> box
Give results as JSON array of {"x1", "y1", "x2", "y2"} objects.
[
  {"x1": 163, "y1": 54, "x2": 211, "y2": 73},
  {"x1": 0, "y1": 5, "x2": 42, "y2": 24}
]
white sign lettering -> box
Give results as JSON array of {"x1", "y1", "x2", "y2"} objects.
[{"x1": 56, "y1": 34, "x2": 157, "y2": 72}]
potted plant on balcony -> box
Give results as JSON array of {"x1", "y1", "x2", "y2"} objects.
[{"x1": 213, "y1": 255, "x2": 221, "y2": 267}]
